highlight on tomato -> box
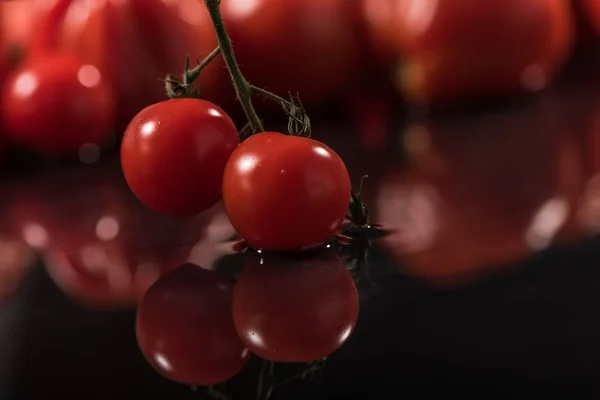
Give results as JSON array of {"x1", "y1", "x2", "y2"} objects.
[
  {"x1": 121, "y1": 98, "x2": 239, "y2": 218},
  {"x1": 361, "y1": 0, "x2": 575, "y2": 102},
  {"x1": 222, "y1": 132, "x2": 351, "y2": 252},
  {"x1": 232, "y1": 248, "x2": 359, "y2": 363},
  {"x1": 136, "y1": 264, "x2": 250, "y2": 386},
  {"x1": 1, "y1": 52, "x2": 116, "y2": 156}
]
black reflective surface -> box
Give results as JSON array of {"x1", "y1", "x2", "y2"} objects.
[{"x1": 4, "y1": 59, "x2": 600, "y2": 399}]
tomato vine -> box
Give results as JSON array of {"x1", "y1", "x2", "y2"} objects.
[{"x1": 162, "y1": 0, "x2": 386, "y2": 237}]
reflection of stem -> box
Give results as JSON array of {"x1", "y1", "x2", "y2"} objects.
[
  {"x1": 253, "y1": 358, "x2": 327, "y2": 400},
  {"x1": 255, "y1": 360, "x2": 273, "y2": 400},
  {"x1": 272, "y1": 359, "x2": 327, "y2": 388},
  {"x1": 204, "y1": 385, "x2": 231, "y2": 400}
]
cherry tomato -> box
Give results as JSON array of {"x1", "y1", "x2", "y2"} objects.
[
  {"x1": 1, "y1": 52, "x2": 115, "y2": 156},
  {"x1": 233, "y1": 249, "x2": 359, "y2": 362},
  {"x1": 28, "y1": 0, "x2": 225, "y2": 130},
  {"x1": 121, "y1": 98, "x2": 239, "y2": 218},
  {"x1": 222, "y1": 132, "x2": 351, "y2": 251},
  {"x1": 136, "y1": 264, "x2": 249, "y2": 385},
  {"x1": 362, "y1": 0, "x2": 575, "y2": 102},
  {"x1": 220, "y1": 0, "x2": 361, "y2": 108}
]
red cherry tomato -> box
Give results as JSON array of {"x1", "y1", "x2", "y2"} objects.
[
  {"x1": 121, "y1": 98, "x2": 239, "y2": 218},
  {"x1": 222, "y1": 132, "x2": 351, "y2": 251},
  {"x1": 137, "y1": 264, "x2": 249, "y2": 385},
  {"x1": 220, "y1": 0, "x2": 361, "y2": 108},
  {"x1": 28, "y1": 0, "x2": 225, "y2": 130},
  {"x1": 362, "y1": 0, "x2": 575, "y2": 102},
  {"x1": 233, "y1": 249, "x2": 359, "y2": 363},
  {"x1": 1, "y1": 52, "x2": 115, "y2": 156}
]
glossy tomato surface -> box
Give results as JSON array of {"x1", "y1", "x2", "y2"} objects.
[
  {"x1": 222, "y1": 132, "x2": 351, "y2": 251},
  {"x1": 233, "y1": 249, "x2": 359, "y2": 362},
  {"x1": 136, "y1": 264, "x2": 249, "y2": 385},
  {"x1": 362, "y1": 0, "x2": 575, "y2": 102},
  {"x1": 1, "y1": 52, "x2": 115, "y2": 156},
  {"x1": 28, "y1": 0, "x2": 224, "y2": 129},
  {"x1": 220, "y1": 0, "x2": 361, "y2": 107},
  {"x1": 121, "y1": 98, "x2": 239, "y2": 218}
]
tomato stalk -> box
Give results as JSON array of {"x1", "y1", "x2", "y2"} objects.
[
  {"x1": 204, "y1": 0, "x2": 264, "y2": 133},
  {"x1": 166, "y1": 46, "x2": 221, "y2": 98}
]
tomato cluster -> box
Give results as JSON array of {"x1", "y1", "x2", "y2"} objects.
[{"x1": 0, "y1": 0, "x2": 593, "y2": 158}]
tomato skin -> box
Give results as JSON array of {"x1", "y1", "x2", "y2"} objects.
[
  {"x1": 136, "y1": 264, "x2": 249, "y2": 385},
  {"x1": 233, "y1": 249, "x2": 359, "y2": 363},
  {"x1": 220, "y1": 0, "x2": 361, "y2": 108},
  {"x1": 121, "y1": 99, "x2": 239, "y2": 218},
  {"x1": 222, "y1": 132, "x2": 351, "y2": 252},
  {"x1": 1, "y1": 52, "x2": 115, "y2": 156},
  {"x1": 362, "y1": 0, "x2": 575, "y2": 101},
  {"x1": 584, "y1": 0, "x2": 600, "y2": 35}
]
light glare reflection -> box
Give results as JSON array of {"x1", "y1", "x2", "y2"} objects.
[
  {"x1": 77, "y1": 65, "x2": 101, "y2": 88},
  {"x1": 525, "y1": 197, "x2": 569, "y2": 250},
  {"x1": 14, "y1": 73, "x2": 38, "y2": 98}
]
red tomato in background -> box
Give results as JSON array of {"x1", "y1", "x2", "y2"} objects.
[
  {"x1": 233, "y1": 249, "x2": 359, "y2": 363},
  {"x1": 121, "y1": 98, "x2": 239, "y2": 218},
  {"x1": 0, "y1": 0, "x2": 33, "y2": 95},
  {"x1": 28, "y1": 0, "x2": 225, "y2": 130},
  {"x1": 362, "y1": 0, "x2": 575, "y2": 102},
  {"x1": 219, "y1": 0, "x2": 362, "y2": 108},
  {"x1": 583, "y1": 0, "x2": 600, "y2": 36},
  {"x1": 222, "y1": 132, "x2": 351, "y2": 252},
  {"x1": 2, "y1": 52, "x2": 115, "y2": 156},
  {"x1": 137, "y1": 264, "x2": 249, "y2": 385}
]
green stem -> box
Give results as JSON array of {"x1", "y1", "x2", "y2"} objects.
[
  {"x1": 204, "y1": 0, "x2": 264, "y2": 133},
  {"x1": 250, "y1": 85, "x2": 288, "y2": 106},
  {"x1": 187, "y1": 46, "x2": 222, "y2": 82}
]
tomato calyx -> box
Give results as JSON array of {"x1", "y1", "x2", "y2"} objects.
[{"x1": 248, "y1": 87, "x2": 312, "y2": 137}]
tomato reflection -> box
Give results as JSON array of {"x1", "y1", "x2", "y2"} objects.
[
  {"x1": 136, "y1": 264, "x2": 249, "y2": 386},
  {"x1": 0, "y1": 237, "x2": 34, "y2": 303},
  {"x1": 578, "y1": 102, "x2": 600, "y2": 233},
  {"x1": 7, "y1": 163, "x2": 235, "y2": 308},
  {"x1": 371, "y1": 98, "x2": 587, "y2": 285},
  {"x1": 233, "y1": 248, "x2": 359, "y2": 363}
]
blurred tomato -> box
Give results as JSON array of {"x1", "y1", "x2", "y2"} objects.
[
  {"x1": 0, "y1": 1, "x2": 34, "y2": 48},
  {"x1": 583, "y1": 0, "x2": 600, "y2": 36},
  {"x1": 220, "y1": 0, "x2": 361, "y2": 108},
  {"x1": 2, "y1": 52, "x2": 116, "y2": 156},
  {"x1": 233, "y1": 249, "x2": 359, "y2": 362},
  {"x1": 28, "y1": 0, "x2": 226, "y2": 130},
  {"x1": 572, "y1": 0, "x2": 598, "y2": 46},
  {"x1": 362, "y1": 0, "x2": 575, "y2": 102},
  {"x1": 0, "y1": 1, "x2": 33, "y2": 90}
]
